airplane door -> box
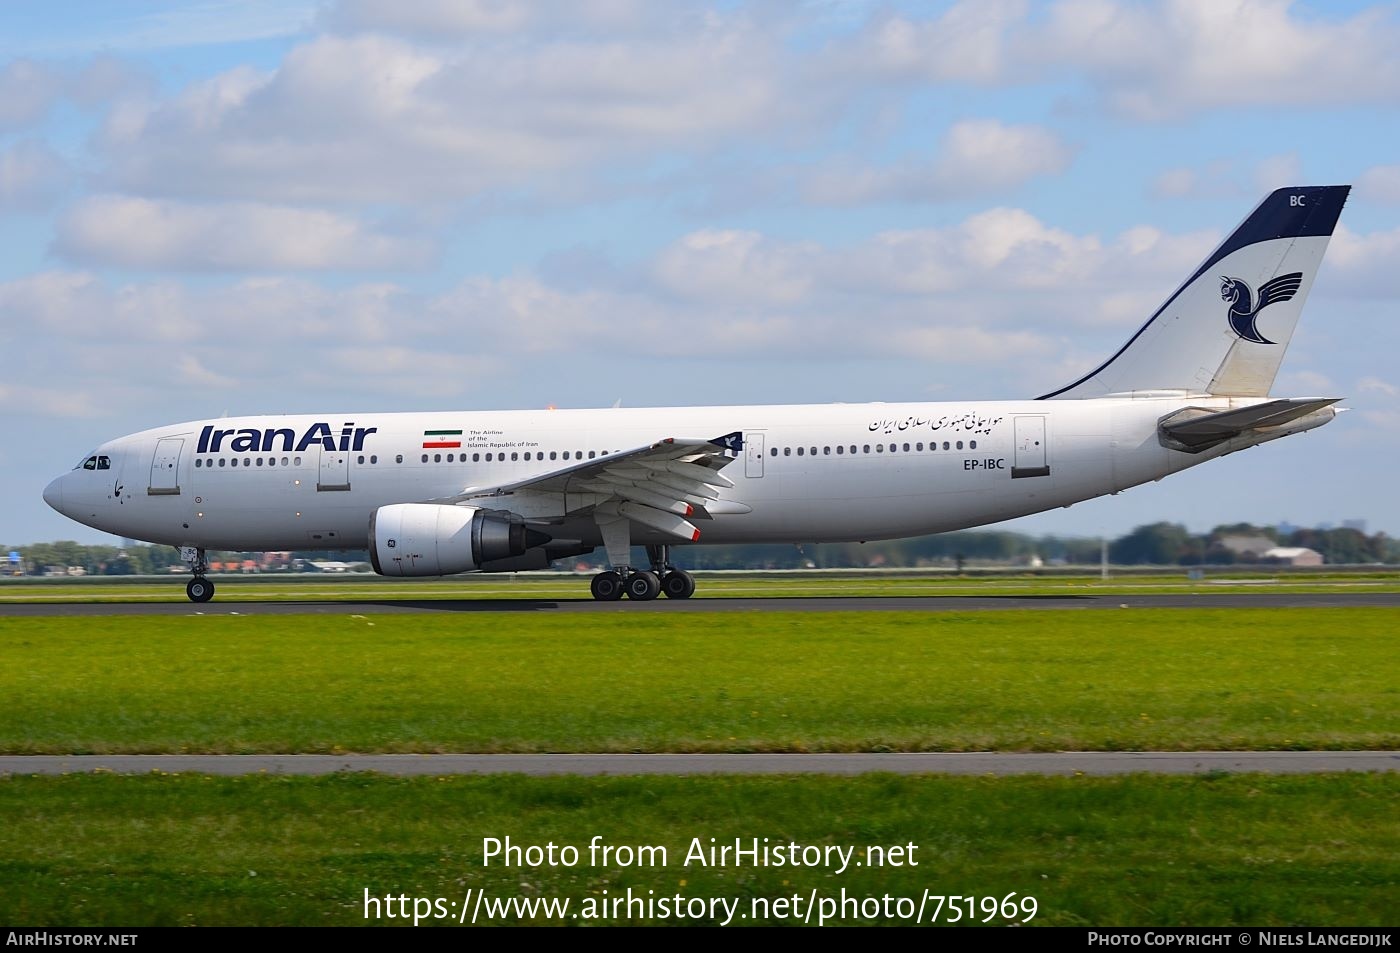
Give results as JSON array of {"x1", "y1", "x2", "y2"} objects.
[
  {"x1": 744, "y1": 432, "x2": 765, "y2": 478},
  {"x1": 318, "y1": 446, "x2": 351, "y2": 491},
  {"x1": 148, "y1": 438, "x2": 183, "y2": 495},
  {"x1": 1012, "y1": 416, "x2": 1049, "y2": 479}
]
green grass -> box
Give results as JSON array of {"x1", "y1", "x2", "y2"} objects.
[
  {"x1": 0, "y1": 772, "x2": 1393, "y2": 926},
  {"x1": 2, "y1": 610, "x2": 1396, "y2": 753}
]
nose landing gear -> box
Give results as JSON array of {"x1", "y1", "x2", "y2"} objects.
[
  {"x1": 180, "y1": 546, "x2": 215, "y2": 603},
  {"x1": 186, "y1": 576, "x2": 215, "y2": 603}
]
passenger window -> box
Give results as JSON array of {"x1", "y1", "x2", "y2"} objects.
[
  {"x1": 970, "y1": 441, "x2": 977, "y2": 450},
  {"x1": 836, "y1": 445, "x2": 844, "y2": 455},
  {"x1": 783, "y1": 447, "x2": 791, "y2": 456},
  {"x1": 850, "y1": 445, "x2": 857, "y2": 454},
  {"x1": 587, "y1": 451, "x2": 595, "y2": 459},
  {"x1": 512, "y1": 452, "x2": 520, "y2": 461},
  {"x1": 797, "y1": 447, "x2": 804, "y2": 456},
  {"x1": 371, "y1": 455, "x2": 378, "y2": 464},
  {"x1": 421, "y1": 454, "x2": 428, "y2": 463},
  {"x1": 268, "y1": 458, "x2": 276, "y2": 467},
  {"x1": 550, "y1": 451, "x2": 557, "y2": 460},
  {"x1": 256, "y1": 458, "x2": 263, "y2": 467},
  {"x1": 218, "y1": 459, "x2": 226, "y2": 468},
  {"x1": 942, "y1": 441, "x2": 950, "y2": 450},
  {"x1": 473, "y1": 453, "x2": 480, "y2": 462},
  {"x1": 294, "y1": 456, "x2": 302, "y2": 466},
  {"x1": 195, "y1": 460, "x2": 202, "y2": 469},
  {"x1": 434, "y1": 453, "x2": 442, "y2": 463},
  {"x1": 395, "y1": 454, "x2": 403, "y2": 464},
  {"x1": 770, "y1": 448, "x2": 777, "y2": 457},
  {"x1": 446, "y1": 453, "x2": 454, "y2": 462},
  {"x1": 957, "y1": 441, "x2": 963, "y2": 450},
  {"x1": 917, "y1": 442, "x2": 924, "y2": 451},
  {"x1": 903, "y1": 443, "x2": 910, "y2": 452},
  {"x1": 877, "y1": 444, "x2": 884, "y2": 453},
  {"x1": 863, "y1": 445, "x2": 870, "y2": 454}
]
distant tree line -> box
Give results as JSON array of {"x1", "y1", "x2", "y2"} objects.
[{"x1": 8, "y1": 523, "x2": 1398, "y2": 576}]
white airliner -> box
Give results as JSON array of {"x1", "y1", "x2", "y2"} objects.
[{"x1": 44, "y1": 186, "x2": 1349, "y2": 603}]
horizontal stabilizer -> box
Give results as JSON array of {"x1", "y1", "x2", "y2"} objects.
[{"x1": 1158, "y1": 398, "x2": 1339, "y2": 452}]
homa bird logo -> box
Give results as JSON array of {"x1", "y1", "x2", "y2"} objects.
[{"x1": 1219, "y1": 271, "x2": 1303, "y2": 345}]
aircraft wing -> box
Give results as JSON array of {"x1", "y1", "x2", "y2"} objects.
[
  {"x1": 1158, "y1": 398, "x2": 1339, "y2": 452},
  {"x1": 435, "y1": 431, "x2": 748, "y2": 535}
]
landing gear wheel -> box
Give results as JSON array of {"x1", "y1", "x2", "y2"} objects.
[
  {"x1": 590, "y1": 571, "x2": 625, "y2": 601},
  {"x1": 625, "y1": 570, "x2": 662, "y2": 601},
  {"x1": 661, "y1": 569, "x2": 696, "y2": 599},
  {"x1": 186, "y1": 577, "x2": 215, "y2": 603}
]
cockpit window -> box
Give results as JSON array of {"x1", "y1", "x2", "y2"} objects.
[
  {"x1": 81, "y1": 456, "x2": 97, "y2": 470},
  {"x1": 97, "y1": 456, "x2": 111, "y2": 470}
]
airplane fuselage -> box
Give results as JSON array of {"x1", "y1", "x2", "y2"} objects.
[{"x1": 45, "y1": 394, "x2": 1329, "y2": 554}]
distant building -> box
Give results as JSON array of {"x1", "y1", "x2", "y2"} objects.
[
  {"x1": 1217, "y1": 535, "x2": 1278, "y2": 560},
  {"x1": 1262, "y1": 546, "x2": 1323, "y2": 567}
]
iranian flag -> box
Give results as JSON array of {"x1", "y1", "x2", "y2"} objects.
[{"x1": 422, "y1": 429, "x2": 463, "y2": 449}]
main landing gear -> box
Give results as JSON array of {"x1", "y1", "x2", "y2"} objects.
[
  {"x1": 589, "y1": 544, "x2": 695, "y2": 602},
  {"x1": 181, "y1": 546, "x2": 215, "y2": 603}
]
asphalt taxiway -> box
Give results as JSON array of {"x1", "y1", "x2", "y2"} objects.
[
  {"x1": 1, "y1": 751, "x2": 1395, "y2": 777},
  {"x1": 3, "y1": 591, "x2": 1400, "y2": 616}
]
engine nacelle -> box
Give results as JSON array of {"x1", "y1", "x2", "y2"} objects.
[{"x1": 369, "y1": 503, "x2": 545, "y2": 577}]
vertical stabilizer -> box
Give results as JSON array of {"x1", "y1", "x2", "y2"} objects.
[{"x1": 1041, "y1": 186, "x2": 1349, "y2": 399}]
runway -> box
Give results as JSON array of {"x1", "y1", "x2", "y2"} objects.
[
  {"x1": 4, "y1": 591, "x2": 1400, "y2": 616},
  {"x1": 1, "y1": 751, "x2": 1395, "y2": 776}
]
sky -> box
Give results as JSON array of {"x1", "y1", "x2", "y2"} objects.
[{"x1": 3, "y1": 0, "x2": 1399, "y2": 547}]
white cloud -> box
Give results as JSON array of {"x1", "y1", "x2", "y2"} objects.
[
  {"x1": 1279, "y1": 369, "x2": 1336, "y2": 394},
  {"x1": 1254, "y1": 153, "x2": 1303, "y2": 193},
  {"x1": 1035, "y1": 0, "x2": 1400, "y2": 118},
  {"x1": 1357, "y1": 377, "x2": 1400, "y2": 398},
  {"x1": 176, "y1": 354, "x2": 237, "y2": 390},
  {"x1": 653, "y1": 230, "x2": 818, "y2": 304},
  {"x1": 0, "y1": 59, "x2": 62, "y2": 130},
  {"x1": 837, "y1": 0, "x2": 1400, "y2": 119},
  {"x1": 0, "y1": 140, "x2": 68, "y2": 210},
  {"x1": 1325, "y1": 224, "x2": 1400, "y2": 295},
  {"x1": 803, "y1": 120, "x2": 1074, "y2": 205},
  {"x1": 323, "y1": 0, "x2": 672, "y2": 37},
  {"x1": 95, "y1": 21, "x2": 798, "y2": 205},
  {"x1": 842, "y1": 0, "x2": 1028, "y2": 84},
  {"x1": 55, "y1": 195, "x2": 433, "y2": 271},
  {"x1": 1357, "y1": 164, "x2": 1400, "y2": 204},
  {"x1": 1149, "y1": 154, "x2": 1306, "y2": 200}
]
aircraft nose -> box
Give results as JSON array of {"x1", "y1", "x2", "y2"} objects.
[{"x1": 43, "y1": 475, "x2": 64, "y2": 514}]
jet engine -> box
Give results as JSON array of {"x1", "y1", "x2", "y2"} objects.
[{"x1": 369, "y1": 503, "x2": 549, "y2": 577}]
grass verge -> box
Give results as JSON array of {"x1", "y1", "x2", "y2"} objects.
[
  {"x1": 2, "y1": 609, "x2": 1396, "y2": 753},
  {"x1": 0, "y1": 772, "x2": 1393, "y2": 927}
]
